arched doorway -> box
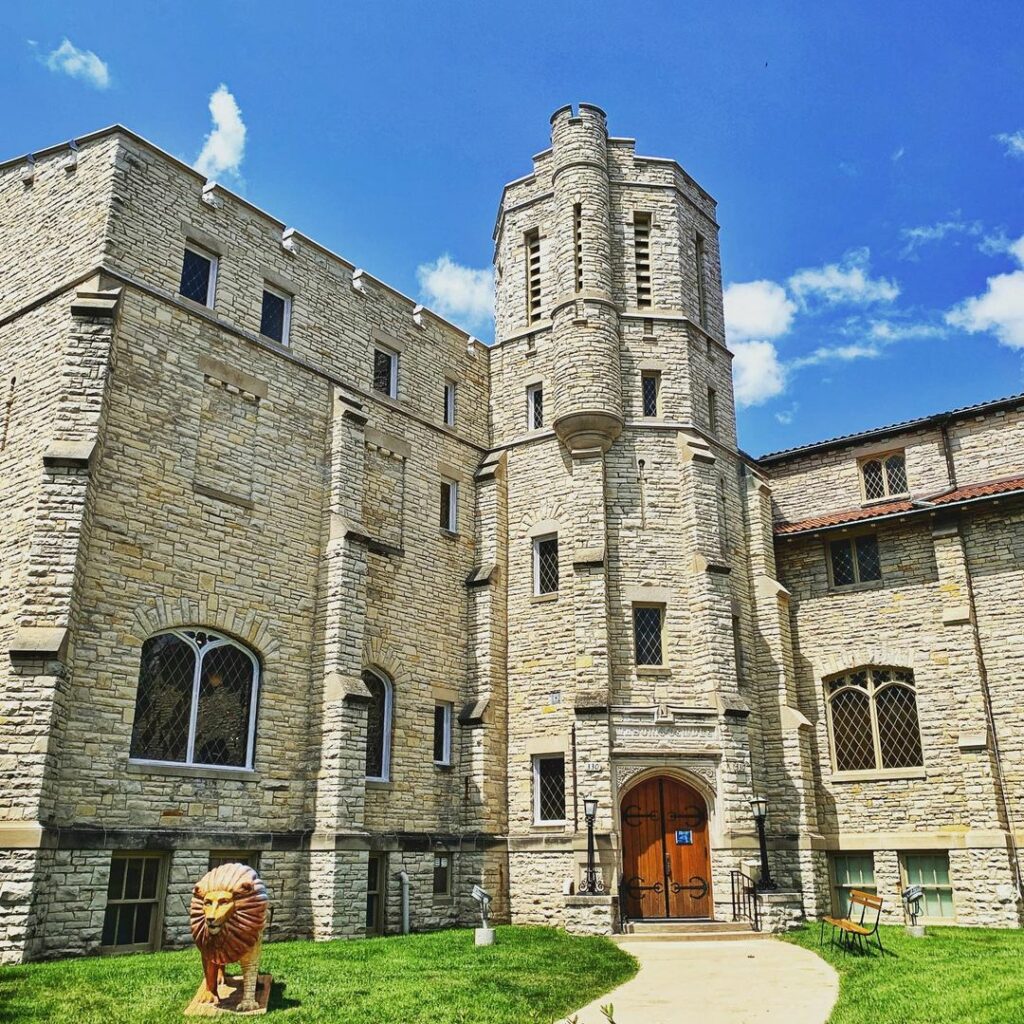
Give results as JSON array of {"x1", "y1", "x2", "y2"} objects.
[{"x1": 620, "y1": 775, "x2": 713, "y2": 920}]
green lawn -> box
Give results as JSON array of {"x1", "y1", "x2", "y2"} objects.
[
  {"x1": 0, "y1": 926, "x2": 636, "y2": 1024},
  {"x1": 785, "y1": 923, "x2": 1024, "y2": 1024}
]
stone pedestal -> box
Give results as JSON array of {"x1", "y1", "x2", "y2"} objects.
[
  {"x1": 184, "y1": 974, "x2": 272, "y2": 1016},
  {"x1": 905, "y1": 924, "x2": 926, "y2": 938},
  {"x1": 759, "y1": 891, "x2": 805, "y2": 933},
  {"x1": 475, "y1": 927, "x2": 495, "y2": 946},
  {"x1": 564, "y1": 894, "x2": 619, "y2": 936}
]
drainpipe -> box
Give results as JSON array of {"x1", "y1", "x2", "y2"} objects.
[{"x1": 398, "y1": 870, "x2": 410, "y2": 934}]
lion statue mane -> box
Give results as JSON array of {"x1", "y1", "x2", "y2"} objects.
[{"x1": 189, "y1": 862, "x2": 269, "y2": 1012}]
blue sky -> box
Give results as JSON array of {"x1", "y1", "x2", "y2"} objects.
[{"x1": 5, "y1": 1, "x2": 1023, "y2": 455}]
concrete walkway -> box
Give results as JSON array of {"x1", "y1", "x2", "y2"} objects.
[{"x1": 568, "y1": 939, "x2": 838, "y2": 1024}]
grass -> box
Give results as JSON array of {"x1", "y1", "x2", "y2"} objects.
[
  {"x1": 784, "y1": 923, "x2": 1024, "y2": 1023},
  {"x1": 0, "y1": 926, "x2": 636, "y2": 1024}
]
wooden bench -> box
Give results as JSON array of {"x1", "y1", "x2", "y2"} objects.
[{"x1": 819, "y1": 889, "x2": 885, "y2": 955}]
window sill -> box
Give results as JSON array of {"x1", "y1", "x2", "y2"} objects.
[
  {"x1": 440, "y1": 529, "x2": 460, "y2": 541},
  {"x1": 531, "y1": 592, "x2": 559, "y2": 604},
  {"x1": 365, "y1": 779, "x2": 393, "y2": 790},
  {"x1": 636, "y1": 666, "x2": 671, "y2": 677},
  {"x1": 176, "y1": 292, "x2": 214, "y2": 314},
  {"x1": 532, "y1": 822, "x2": 567, "y2": 830},
  {"x1": 126, "y1": 760, "x2": 258, "y2": 783},
  {"x1": 829, "y1": 580, "x2": 884, "y2": 594},
  {"x1": 861, "y1": 493, "x2": 909, "y2": 508},
  {"x1": 433, "y1": 761, "x2": 453, "y2": 771},
  {"x1": 830, "y1": 768, "x2": 927, "y2": 783},
  {"x1": 259, "y1": 332, "x2": 290, "y2": 349}
]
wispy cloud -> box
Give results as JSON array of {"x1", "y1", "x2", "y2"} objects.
[
  {"x1": 416, "y1": 255, "x2": 494, "y2": 331},
  {"x1": 947, "y1": 234, "x2": 1024, "y2": 348},
  {"x1": 41, "y1": 38, "x2": 110, "y2": 89},
  {"x1": 891, "y1": 146, "x2": 906, "y2": 163},
  {"x1": 774, "y1": 403, "x2": 799, "y2": 425},
  {"x1": 732, "y1": 339, "x2": 787, "y2": 407},
  {"x1": 995, "y1": 129, "x2": 1024, "y2": 160},
  {"x1": 788, "y1": 248, "x2": 900, "y2": 306},
  {"x1": 194, "y1": 85, "x2": 246, "y2": 181},
  {"x1": 791, "y1": 343, "x2": 883, "y2": 369},
  {"x1": 898, "y1": 217, "x2": 982, "y2": 260}
]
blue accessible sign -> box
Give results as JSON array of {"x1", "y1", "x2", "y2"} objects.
[{"x1": 675, "y1": 829, "x2": 693, "y2": 845}]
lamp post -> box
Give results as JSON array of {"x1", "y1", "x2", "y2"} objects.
[
  {"x1": 750, "y1": 796, "x2": 777, "y2": 892},
  {"x1": 579, "y1": 795, "x2": 603, "y2": 894}
]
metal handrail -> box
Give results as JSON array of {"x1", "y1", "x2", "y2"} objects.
[{"x1": 730, "y1": 869, "x2": 762, "y2": 932}]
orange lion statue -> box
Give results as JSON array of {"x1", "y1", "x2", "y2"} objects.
[{"x1": 189, "y1": 862, "x2": 269, "y2": 1013}]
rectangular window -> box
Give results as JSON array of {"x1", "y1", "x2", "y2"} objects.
[
  {"x1": 860, "y1": 452, "x2": 908, "y2": 501},
  {"x1": 373, "y1": 345, "x2": 398, "y2": 398},
  {"x1": 707, "y1": 386, "x2": 718, "y2": 435},
  {"x1": 443, "y1": 379, "x2": 457, "y2": 427},
  {"x1": 260, "y1": 285, "x2": 291, "y2": 344},
  {"x1": 634, "y1": 213, "x2": 652, "y2": 308},
  {"x1": 534, "y1": 534, "x2": 559, "y2": 595},
  {"x1": 209, "y1": 850, "x2": 261, "y2": 872},
  {"x1": 903, "y1": 853, "x2": 954, "y2": 919},
  {"x1": 533, "y1": 754, "x2": 566, "y2": 824},
  {"x1": 695, "y1": 233, "x2": 708, "y2": 326},
  {"x1": 433, "y1": 853, "x2": 451, "y2": 896},
  {"x1": 829, "y1": 533, "x2": 882, "y2": 587},
  {"x1": 179, "y1": 245, "x2": 217, "y2": 307},
  {"x1": 440, "y1": 478, "x2": 458, "y2": 533},
  {"x1": 527, "y1": 383, "x2": 544, "y2": 430},
  {"x1": 101, "y1": 852, "x2": 166, "y2": 952},
  {"x1": 831, "y1": 853, "x2": 876, "y2": 918},
  {"x1": 633, "y1": 604, "x2": 665, "y2": 666},
  {"x1": 525, "y1": 229, "x2": 542, "y2": 323},
  {"x1": 573, "y1": 203, "x2": 584, "y2": 292},
  {"x1": 641, "y1": 371, "x2": 661, "y2": 417},
  {"x1": 366, "y1": 853, "x2": 384, "y2": 934},
  {"x1": 433, "y1": 701, "x2": 453, "y2": 765}
]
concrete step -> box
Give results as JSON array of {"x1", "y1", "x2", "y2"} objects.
[{"x1": 615, "y1": 919, "x2": 770, "y2": 942}]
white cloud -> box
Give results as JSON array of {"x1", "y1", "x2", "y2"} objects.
[
  {"x1": 791, "y1": 343, "x2": 882, "y2": 369},
  {"x1": 416, "y1": 255, "x2": 494, "y2": 330},
  {"x1": 732, "y1": 340, "x2": 786, "y2": 407},
  {"x1": 867, "y1": 319, "x2": 947, "y2": 342},
  {"x1": 788, "y1": 248, "x2": 900, "y2": 306},
  {"x1": 43, "y1": 38, "x2": 109, "y2": 89},
  {"x1": 194, "y1": 85, "x2": 246, "y2": 180},
  {"x1": 891, "y1": 146, "x2": 905, "y2": 163},
  {"x1": 774, "y1": 403, "x2": 799, "y2": 425},
  {"x1": 898, "y1": 218, "x2": 981, "y2": 259},
  {"x1": 723, "y1": 280, "x2": 796, "y2": 344},
  {"x1": 946, "y1": 234, "x2": 1024, "y2": 349},
  {"x1": 995, "y1": 130, "x2": 1024, "y2": 159}
]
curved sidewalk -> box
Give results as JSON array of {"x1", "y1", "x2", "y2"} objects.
[{"x1": 569, "y1": 938, "x2": 838, "y2": 1024}]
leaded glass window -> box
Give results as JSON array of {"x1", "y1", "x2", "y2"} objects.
[
  {"x1": 903, "y1": 853, "x2": 955, "y2": 919},
  {"x1": 829, "y1": 533, "x2": 882, "y2": 587},
  {"x1": 364, "y1": 669, "x2": 393, "y2": 781},
  {"x1": 861, "y1": 452, "x2": 909, "y2": 500},
  {"x1": 179, "y1": 247, "x2": 216, "y2": 306},
  {"x1": 534, "y1": 534, "x2": 559, "y2": 595},
  {"x1": 633, "y1": 605, "x2": 664, "y2": 666},
  {"x1": 826, "y1": 667, "x2": 923, "y2": 773},
  {"x1": 534, "y1": 755, "x2": 566, "y2": 823},
  {"x1": 642, "y1": 371, "x2": 660, "y2": 417},
  {"x1": 101, "y1": 853, "x2": 165, "y2": 952},
  {"x1": 130, "y1": 629, "x2": 259, "y2": 770},
  {"x1": 260, "y1": 286, "x2": 290, "y2": 344},
  {"x1": 527, "y1": 384, "x2": 544, "y2": 430}
]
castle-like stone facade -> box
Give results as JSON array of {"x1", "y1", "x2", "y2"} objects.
[{"x1": 2, "y1": 105, "x2": 1023, "y2": 961}]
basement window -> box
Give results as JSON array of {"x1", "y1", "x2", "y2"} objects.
[
  {"x1": 101, "y1": 852, "x2": 167, "y2": 953},
  {"x1": 260, "y1": 285, "x2": 291, "y2": 345},
  {"x1": 433, "y1": 853, "x2": 451, "y2": 895},
  {"x1": 179, "y1": 245, "x2": 217, "y2": 307},
  {"x1": 634, "y1": 213, "x2": 652, "y2": 308}
]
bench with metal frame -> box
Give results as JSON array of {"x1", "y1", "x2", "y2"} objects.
[{"x1": 819, "y1": 889, "x2": 885, "y2": 955}]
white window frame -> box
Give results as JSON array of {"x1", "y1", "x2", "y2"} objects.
[
  {"x1": 526, "y1": 383, "x2": 544, "y2": 430},
  {"x1": 443, "y1": 379, "x2": 457, "y2": 427},
  {"x1": 533, "y1": 754, "x2": 567, "y2": 825},
  {"x1": 182, "y1": 244, "x2": 218, "y2": 308},
  {"x1": 373, "y1": 344, "x2": 399, "y2": 399},
  {"x1": 533, "y1": 533, "x2": 559, "y2": 596},
  {"x1": 260, "y1": 283, "x2": 292, "y2": 345},
  {"x1": 129, "y1": 628, "x2": 260, "y2": 772},
  {"x1": 433, "y1": 701, "x2": 453, "y2": 766},
  {"x1": 441, "y1": 478, "x2": 459, "y2": 534},
  {"x1": 364, "y1": 668, "x2": 394, "y2": 782}
]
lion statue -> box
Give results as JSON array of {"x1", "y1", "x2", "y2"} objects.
[{"x1": 189, "y1": 862, "x2": 269, "y2": 1013}]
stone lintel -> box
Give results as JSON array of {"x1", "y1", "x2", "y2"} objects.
[
  {"x1": 572, "y1": 546, "x2": 605, "y2": 568},
  {"x1": 42, "y1": 439, "x2": 95, "y2": 470},
  {"x1": 193, "y1": 482, "x2": 255, "y2": 511},
  {"x1": 9, "y1": 626, "x2": 68, "y2": 662},
  {"x1": 942, "y1": 605, "x2": 972, "y2": 625},
  {"x1": 958, "y1": 730, "x2": 988, "y2": 751}
]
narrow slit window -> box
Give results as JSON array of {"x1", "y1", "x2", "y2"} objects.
[
  {"x1": 695, "y1": 233, "x2": 708, "y2": 326},
  {"x1": 641, "y1": 371, "x2": 661, "y2": 417},
  {"x1": 534, "y1": 534, "x2": 559, "y2": 595},
  {"x1": 440, "y1": 478, "x2": 458, "y2": 533},
  {"x1": 525, "y1": 229, "x2": 542, "y2": 323},
  {"x1": 634, "y1": 213, "x2": 652, "y2": 308},
  {"x1": 707, "y1": 386, "x2": 718, "y2": 435},
  {"x1": 373, "y1": 345, "x2": 398, "y2": 399},
  {"x1": 527, "y1": 383, "x2": 544, "y2": 430},
  {"x1": 573, "y1": 203, "x2": 584, "y2": 292},
  {"x1": 260, "y1": 285, "x2": 291, "y2": 345},
  {"x1": 179, "y1": 245, "x2": 217, "y2": 307},
  {"x1": 433, "y1": 853, "x2": 451, "y2": 895},
  {"x1": 443, "y1": 379, "x2": 456, "y2": 427},
  {"x1": 433, "y1": 702, "x2": 453, "y2": 766}
]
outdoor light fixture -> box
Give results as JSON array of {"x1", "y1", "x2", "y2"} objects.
[
  {"x1": 578, "y1": 795, "x2": 604, "y2": 894},
  {"x1": 750, "y1": 795, "x2": 777, "y2": 892}
]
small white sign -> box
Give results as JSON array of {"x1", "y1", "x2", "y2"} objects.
[{"x1": 584, "y1": 761, "x2": 603, "y2": 772}]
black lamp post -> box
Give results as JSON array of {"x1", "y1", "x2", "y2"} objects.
[
  {"x1": 750, "y1": 795, "x2": 777, "y2": 892},
  {"x1": 579, "y1": 795, "x2": 603, "y2": 894}
]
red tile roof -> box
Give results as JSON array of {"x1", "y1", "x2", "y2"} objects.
[{"x1": 774, "y1": 474, "x2": 1024, "y2": 536}]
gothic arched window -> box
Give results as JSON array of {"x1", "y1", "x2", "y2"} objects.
[
  {"x1": 129, "y1": 629, "x2": 259, "y2": 770},
  {"x1": 826, "y1": 667, "x2": 923, "y2": 773},
  {"x1": 363, "y1": 668, "x2": 393, "y2": 781}
]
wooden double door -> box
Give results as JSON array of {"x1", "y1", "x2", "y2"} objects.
[{"x1": 620, "y1": 775, "x2": 713, "y2": 919}]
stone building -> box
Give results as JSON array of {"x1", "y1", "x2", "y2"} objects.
[{"x1": 0, "y1": 104, "x2": 1022, "y2": 962}]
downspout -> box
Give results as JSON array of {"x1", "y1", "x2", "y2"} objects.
[{"x1": 398, "y1": 870, "x2": 410, "y2": 934}]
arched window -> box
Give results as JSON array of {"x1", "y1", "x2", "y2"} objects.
[
  {"x1": 861, "y1": 452, "x2": 908, "y2": 500},
  {"x1": 826, "y1": 667, "x2": 923, "y2": 773},
  {"x1": 363, "y1": 668, "x2": 393, "y2": 781},
  {"x1": 129, "y1": 629, "x2": 259, "y2": 770}
]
